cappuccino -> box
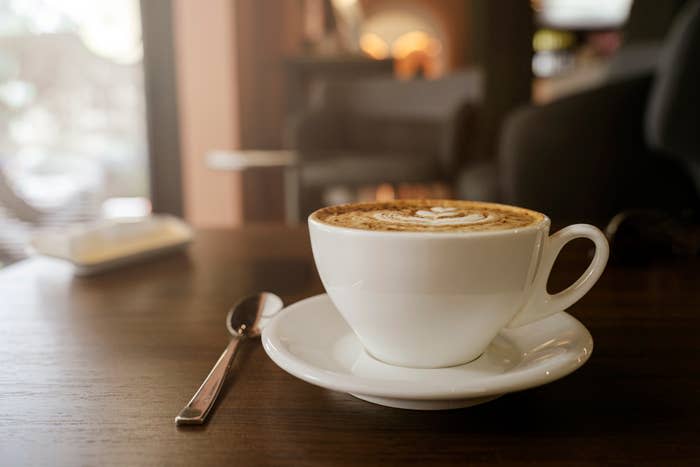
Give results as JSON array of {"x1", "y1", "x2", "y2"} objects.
[
  {"x1": 312, "y1": 200, "x2": 544, "y2": 232},
  {"x1": 309, "y1": 199, "x2": 609, "y2": 368}
]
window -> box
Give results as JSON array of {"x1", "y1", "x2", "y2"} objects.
[{"x1": 0, "y1": 0, "x2": 148, "y2": 265}]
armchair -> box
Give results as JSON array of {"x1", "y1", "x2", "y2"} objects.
[
  {"x1": 289, "y1": 71, "x2": 482, "y2": 216},
  {"x1": 458, "y1": 1, "x2": 700, "y2": 223}
]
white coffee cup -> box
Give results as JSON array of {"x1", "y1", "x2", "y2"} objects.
[{"x1": 309, "y1": 202, "x2": 609, "y2": 368}]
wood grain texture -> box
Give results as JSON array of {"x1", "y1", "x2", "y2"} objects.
[{"x1": 0, "y1": 227, "x2": 698, "y2": 466}]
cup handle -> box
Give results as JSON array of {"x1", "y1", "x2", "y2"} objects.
[{"x1": 507, "y1": 224, "x2": 609, "y2": 328}]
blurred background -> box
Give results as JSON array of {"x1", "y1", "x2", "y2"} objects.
[{"x1": 0, "y1": 0, "x2": 698, "y2": 266}]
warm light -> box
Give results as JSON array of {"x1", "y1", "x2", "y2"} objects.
[
  {"x1": 375, "y1": 183, "x2": 395, "y2": 201},
  {"x1": 359, "y1": 10, "x2": 445, "y2": 78},
  {"x1": 537, "y1": 0, "x2": 633, "y2": 28},
  {"x1": 359, "y1": 33, "x2": 389, "y2": 59},
  {"x1": 332, "y1": 0, "x2": 358, "y2": 10},
  {"x1": 533, "y1": 29, "x2": 575, "y2": 51},
  {"x1": 391, "y1": 31, "x2": 442, "y2": 59}
]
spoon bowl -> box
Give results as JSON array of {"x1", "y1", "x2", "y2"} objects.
[
  {"x1": 227, "y1": 292, "x2": 284, "y2": 338},
  {"x1": 176, "y1": 292, "x2": 283, "y2": 425}
]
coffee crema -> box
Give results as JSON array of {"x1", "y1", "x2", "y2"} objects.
[{"x1": 311, "y1": 200, "x2": 544, "y2": 232}]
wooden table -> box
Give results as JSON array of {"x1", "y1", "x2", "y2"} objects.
[{"x1": 1, "y1": 227, "x2": 699, "y2": 466}]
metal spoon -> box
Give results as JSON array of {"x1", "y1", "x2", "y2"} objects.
[{"x1": 175, "y1": 292, "x2": 283, "y2": 425}]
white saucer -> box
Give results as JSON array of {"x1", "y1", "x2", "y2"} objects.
[{"x1": 262, "y1": 294, "x2": 593, "y2": 410}]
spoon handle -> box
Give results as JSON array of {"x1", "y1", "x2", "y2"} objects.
[{"x1": 175, "y1": 338, "x2": 241, "y2": 425}]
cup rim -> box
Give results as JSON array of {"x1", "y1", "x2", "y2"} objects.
[{"x1": 308, "y1": 200, "x2": 551, "y2": 238}]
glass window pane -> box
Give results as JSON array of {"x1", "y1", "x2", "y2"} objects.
[{"x1": 0, "y1": 0, "x2": 148, "y2": 265}]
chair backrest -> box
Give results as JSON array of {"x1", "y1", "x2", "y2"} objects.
[
  {"x1": 317, "y1": 70, "x2": 482, "y2": 120},
  {"x1": 622, "y1": 0, "x2": 689, "y2": 45},
  {"x1": 312, "y1": 71, "x2": 481, "y2": 171},
  {"x1": 645, "y1": 0, "x2": 700, "y2": 177},
  {"x1": 606, "y1": 0, "x2": 688, "y2": 82}
]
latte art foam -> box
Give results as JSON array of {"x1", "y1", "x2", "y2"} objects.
[
  {"x1": 373, "y1": 206, "x2": 497, "y2": 226},
  {"x1": 312, "y1": 200, "x2": 544, "y2": 232}
]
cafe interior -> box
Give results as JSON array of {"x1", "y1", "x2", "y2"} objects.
[
  {"x1": 0, "y1": 0, "x2": 697, "y2": 251},
  {"x1": 0, "y1": 0, "x2": 698, "y2": 465}
]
